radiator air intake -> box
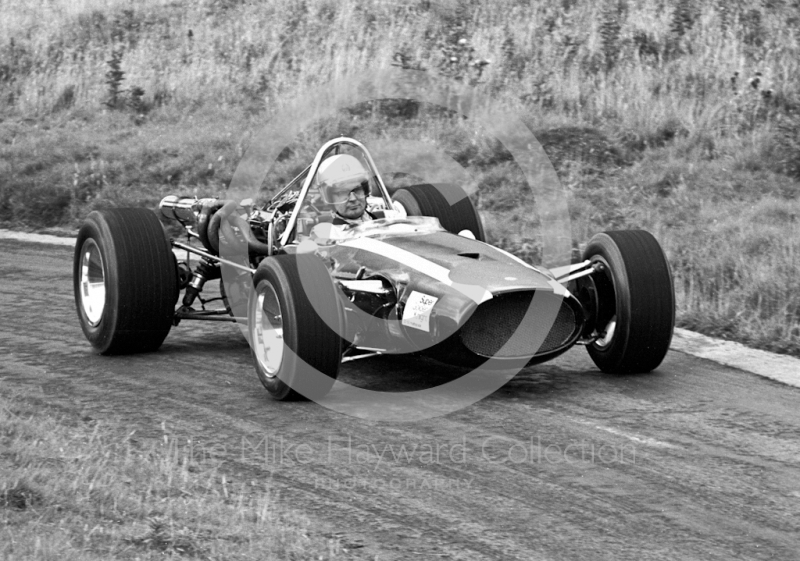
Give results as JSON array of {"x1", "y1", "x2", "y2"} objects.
[{"x1": 460, "y1": 291, "x2": 579, "y2": 358}]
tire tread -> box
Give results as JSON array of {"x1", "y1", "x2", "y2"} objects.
[
  {"x1": 394, "y1": 183, "x2": 485, "y2": 241},
  {"x1": 584, "y1": 230, "x2": 674, "y2": 373},
  {"x1": 250, "y1": 254, "x2": 342, "y2": 401},
  {"x1": 74, "y1": 208, "x2": 177, "y2": 354}
]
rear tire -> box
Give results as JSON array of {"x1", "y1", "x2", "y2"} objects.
[
  {"x1": 249, "y1": 254, "x2": 343, "y2": 401},
  {"x1": 73, "y1": 208, "x2": 178, "y2": 354},
  {"x1": 393, "y1": 183, "x2": 485, "y2": 241},
  {"x1": 581, "y1": 230, "x2": 674, "y2": 373}
]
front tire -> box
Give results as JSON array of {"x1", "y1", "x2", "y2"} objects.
[
  {"x1": 581, "y1": 230, "x2": 675, "y2": 373},
  {"x1": 249, "y1": 254, "x2": 344, "y2": 401},
  {"x1": 393, "y1": 183, "x2": 485, "y2": 241},
  {"x1": 73, "y1": 208, "x2": 178, "y2": 354}
]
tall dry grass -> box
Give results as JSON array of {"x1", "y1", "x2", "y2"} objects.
[{"x1": 2, "y1": 0, "x2": 798, "y2": 123}]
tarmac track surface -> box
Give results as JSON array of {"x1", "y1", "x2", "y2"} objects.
[{"x1": 1, "y1": 238, "x2": 799, "y2": 560}]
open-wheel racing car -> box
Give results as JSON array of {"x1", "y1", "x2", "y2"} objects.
[{"x1": 74, "y1": 137, "x2": 675, "y2": 401}]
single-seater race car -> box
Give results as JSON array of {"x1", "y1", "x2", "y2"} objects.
[{"x1": 74, "y1": 137, "x2": 675, "y2": 400}]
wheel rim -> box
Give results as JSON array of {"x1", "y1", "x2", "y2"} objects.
[
  {"x1": 253, "y1": 283, "x2": 284, "y2": 376},
  {"x1": 79, "y1": 239, "x2": 106, "y2": 326}
]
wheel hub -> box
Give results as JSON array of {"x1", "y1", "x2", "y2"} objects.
[
  {"x1": 253, "y1": 284, "x2": 284, "y2": 376},
  {"x1": 79, "y1": 239, "x2": 106, "y2": 326}
]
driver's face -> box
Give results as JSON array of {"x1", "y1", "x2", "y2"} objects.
[{"x1": 335, "y1": 187, "x2": 367, "y2": 219}]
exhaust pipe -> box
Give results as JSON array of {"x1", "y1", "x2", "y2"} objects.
[{"x1": 159, "y1": 196, "x2": 219, "y2": 223}]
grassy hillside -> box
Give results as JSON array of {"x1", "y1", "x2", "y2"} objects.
[{"x1": 1, "y1": 0, "x2": 799, "y2": 356}]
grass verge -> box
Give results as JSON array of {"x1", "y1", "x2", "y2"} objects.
[{"x1": 0, "y1": 390, "x2": 349, "y2": 560}]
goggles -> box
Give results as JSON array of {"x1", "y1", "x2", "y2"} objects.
[{"x1": 323, "y1": 177, "x2": 370, "y2": 205}]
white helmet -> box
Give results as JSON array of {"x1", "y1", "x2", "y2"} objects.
[{"x1": 316, "y1": 154, "x2": 370, "y2": 205}]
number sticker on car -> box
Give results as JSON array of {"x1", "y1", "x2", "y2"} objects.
[{"x1": 402, "y1": 291, "x2": 438, "y2": 332}]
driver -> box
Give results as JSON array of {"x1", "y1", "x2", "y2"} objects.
[
  {"x1": 310, "y1": 154, "x2": 376, "y2": 242},
  {"x1": 317, "y1": 154, "x2": 375, "y2": 226}
]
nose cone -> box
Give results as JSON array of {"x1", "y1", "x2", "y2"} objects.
[{"x1": 448, "y1": 260, "x2": 555, "y2": 295}]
